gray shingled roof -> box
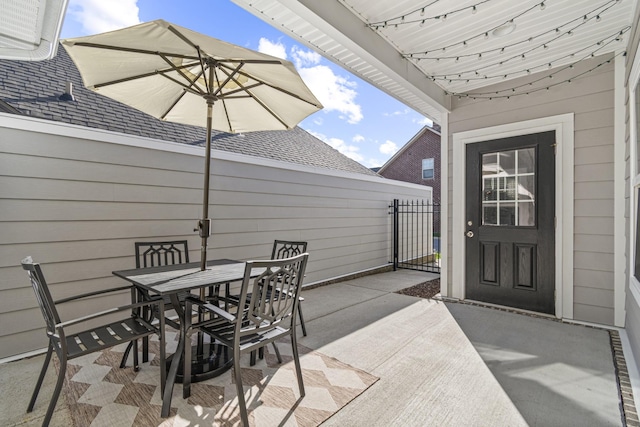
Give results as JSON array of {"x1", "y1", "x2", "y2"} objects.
[{"x1": 0, "y1": 44, "x2": 378, "y2": 177}]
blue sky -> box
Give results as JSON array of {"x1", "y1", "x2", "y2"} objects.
[{"x1": 59, "y1": 0, "x2": 432, "y2": 168}]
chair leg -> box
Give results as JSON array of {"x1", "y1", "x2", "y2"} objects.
[
  {"x1": 159, "y1": 308, "x2": 166, "y2": 397},
  {"x1": 142, "y1": 336, "x2": 149, "y2": 363},
  {"x1": 290, "y1": 333, "x2": 305, "y2": 398},
  {"x1": 27, "y1": 343, "x2": 53, "y2": 412},
  {"x1": 234, "y1": 353, "x2": 249, "y2": 427},
  {"x1": 132, "y1": 339, "x2": 140, "y2": 372},
  {"x1": 43, "y1": 352, "x2": 67, "y2": 427},
  {"x1": 249, "y1": 350, "x2": 256, "y2": 366},
  {"x1": 119, "y1": 341, "x2": 134, "y2": 369},
  {"x1": 272, "y1": 342, "x2": 282, "y2": 364},
  {"x1": 298, "y1": 305, "x2": 307, "y2": 337}
]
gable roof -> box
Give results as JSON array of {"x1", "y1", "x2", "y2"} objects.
[
  {"x1": 378, "y1": 125, "x2": 441, "y2": 174},
  {"x1": 0, "y1": 44, "x2": 378, "y2": 177}
]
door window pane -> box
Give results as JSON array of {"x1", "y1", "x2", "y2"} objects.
[
  {"x1": 481, "y1": 148, "x2": 536, "y2": 226},
  {"x1": 499, "y1": 151, "x2": 516, "y2": 175},
  {"x1": 483, "y1": 206, "x2": 497, "y2": 225},
  {"x1": 499, "y1": 203, "x2": 516, "y2": 226},
  {"x1": 482, "y1": 153, "x2": 499, "y2": 175},
  {"x1": 518, "y1": 148, "x2": 535, "y2": 174},
  {"x1": 483, "y1": 177, "x2": 498, "y2": 201}
]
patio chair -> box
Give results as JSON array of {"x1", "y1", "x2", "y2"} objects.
[
  {"x1": 270, "y1": 240, "x2": 308, "y2": 336},
  {"x1": 21, "y1": 256, "x2": 166, "y2": 427},
  {"x1": 182, "y1": 253, "x2": 309, "y2": 426},
  {"x1": 120, "y1": 240, "x2": 190, "y2": 369},
  {"x1": 248, "y1": 240, "x2": 309, "y2": 365}
]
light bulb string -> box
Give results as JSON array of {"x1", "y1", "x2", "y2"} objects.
[
  {"x1": 405, "y1": 0, "x2": 619, "y2": 59},
  {"x1": 369, "y1": 0, "x2": 491, "y2": 27},
  {"x1": 429, "y1": 26, "x2": 629, "y2": 82},
  {"x1": 451, "y1": 50, "x2": 625, "y2": 99}
]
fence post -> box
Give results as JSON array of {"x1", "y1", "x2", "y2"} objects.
[{"x1": 393, "y1": 199, "x2": 399, "y2": 271}]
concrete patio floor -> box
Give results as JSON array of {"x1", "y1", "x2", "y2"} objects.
[{"x1": 0, "y1": 269, "x2": 629, "y2": 426}]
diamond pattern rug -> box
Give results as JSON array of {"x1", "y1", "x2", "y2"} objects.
[{"x1": 58, "y1": 330, "x2": 378, "y2": 426}]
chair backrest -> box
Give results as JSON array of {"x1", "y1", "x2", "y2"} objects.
[
  {"x1": 271, "y1": 240, "x2": 308, "y2": 260},
  {"x1": 135, "y1": 240, "x2": 190, "y2": 268},
  {"x1": 21, "y1": 257, "x2": 61, "y2": 338},
  {"x1": 238, "y1": 253, "x2": 309, "y2": 338}
]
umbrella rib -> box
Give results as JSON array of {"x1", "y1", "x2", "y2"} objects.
[
  {"x1": 212, "y1": 63, "x2": 245, "y2": 98},
  {"x1": 211, "y1": 70, "x2": 234, "y2": 131},
  {"x1": 217, "y1": 62, "x2": 322, "y2": 108},
  {"x1": 159, "y1": 54, "x2": 207, "y2": 95},
  {"x1": 68, "y1": 42, "x2": 201, "y2": 61},
  {"x1": 214, "y1": 65, "x2": 292, "y2": 128},
  {"x1": 91, "y1": 61, "x2": 203, "y2": 89},
  {"x1": 217, "y1": 82, "x2": 262, "y2": 98}
]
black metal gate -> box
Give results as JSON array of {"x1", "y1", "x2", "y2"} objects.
[{"x1": 390, "y1": 199, "x2": 441, "y2": 273}]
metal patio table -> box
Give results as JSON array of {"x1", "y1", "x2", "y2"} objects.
[{"x1": 113, "y1": 259, "x2": 256, "y2": 417}]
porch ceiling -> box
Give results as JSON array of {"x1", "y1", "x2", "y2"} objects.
[{"x1": 231, "y1": 0, "x2": 635, "y2": 124}]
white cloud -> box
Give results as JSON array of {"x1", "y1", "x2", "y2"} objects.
[
  {"x1": 255, "y1": 39, "x2": 364, "y2": 125},
  {"x1": 380, "y1": 140, "x2": 399, "y2": 156},
  {"x1": 297, "y1": 65, "x2": 363, "y2": 124},
  {"x1": 352, "y1": 134, "x2": 365, "y2": 143},
  {"x1": 364, "y1": 158, "x2": 384, "y2": 168},
  {"x1": 283, "y1": 44, "x2": 363, "y2": 125},
  {"x1": 308, "y1": 130, "x2": 363, "y2": 162},
  {"x1": 384, "y1": 109, "x2": 411, "y2": 117},
  {"x1": 291, "y1": 46, "x2": 321, "y2": 67},
  {"x1": 68, "y1": 0, "x2": 140, "y2": 35},
  {"x1": 415, "y1": 116, "x2": 434, "y2": 127},
  {"x1": 258, "y1": 38, "x2": 287, "y2": 60}
]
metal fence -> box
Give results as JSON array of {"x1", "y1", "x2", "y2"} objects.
[{"x1": 390, "y1": 199, "x2": 441, "y2": 273}]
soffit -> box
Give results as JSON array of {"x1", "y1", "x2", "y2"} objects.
[
  {"x1": 0, "y1": 0, "x2": 69, "y2": 61},
  {"x1": 232, "y1": 0, "x2": 636, "y2": 124}
]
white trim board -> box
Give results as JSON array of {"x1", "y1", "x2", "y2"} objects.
[{"x1": 451, "y1": 113, "x2": 574, "y2": 320}]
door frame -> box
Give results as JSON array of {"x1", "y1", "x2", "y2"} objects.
[{"x1": 452, "y1": 113, "x2": 574, "y2": 319}]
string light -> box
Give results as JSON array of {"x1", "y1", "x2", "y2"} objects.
[
  {"x1": 426, "y1": 27, "x2": 628, "y2": 83},
  {"x1": 403, "y1": 0, "x2": 620, "y2": 59},
  {"x1": 452, "y1": 51, "x2": 624, "y2": 100},
  {"x1": 407, "y1": 23, "x2": 628, "y2": 84},
  {"x1": 368, "y1": 0, "x2": 491, "y2": 28}
]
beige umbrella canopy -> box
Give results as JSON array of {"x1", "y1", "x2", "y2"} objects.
[{"x1": 61, "y1": 19, "x2": 323, "y2": 269}]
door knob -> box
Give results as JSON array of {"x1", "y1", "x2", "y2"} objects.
[{"x1": 466, "y1": 230, "x2": 474, "y2": 238}]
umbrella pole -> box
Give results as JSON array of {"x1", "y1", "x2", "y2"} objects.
[{"x1": 199, "y1": 98, "x2": 214, "y2": 272}]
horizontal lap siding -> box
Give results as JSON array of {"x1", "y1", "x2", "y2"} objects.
[
  {"x1": 448, "y1": 54, "x2": 615, "y2": 325},
  {"x1": 625, "y1": 5, "x2": 640, "y2": 371},
  {"x1": 0, "y1": 122, "x2": 430, "y2": 358}
]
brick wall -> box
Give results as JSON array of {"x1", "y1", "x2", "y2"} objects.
[{"x1": 379, "y1": 127, "x2": 441, "y2": 203}]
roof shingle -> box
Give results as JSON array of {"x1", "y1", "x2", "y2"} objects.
[{"x1": 0, "y1": 44, "x2": 378, "y2": 177}]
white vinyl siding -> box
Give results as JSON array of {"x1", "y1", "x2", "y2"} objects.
[
  {"x1": 0, "y1": 114, "x2": 431, "y2": 359},
  {"x1": 625, "y1": 4, "x2": 640, "y2": 372},
  {"x1": 448, "y1": 54, "x2": 616, "y2": 325}
]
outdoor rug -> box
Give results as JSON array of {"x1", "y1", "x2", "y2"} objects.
[{"x1": 57, "y1": 329, "x2": 378, "y2": 427}]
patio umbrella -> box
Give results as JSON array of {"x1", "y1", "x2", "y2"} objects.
[{"x1": 61, "y1": 19, "x2": 323, "y2": 270}]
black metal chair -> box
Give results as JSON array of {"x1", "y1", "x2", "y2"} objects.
[
  {"x1": 120, "y1": 240, "x2": 190, "y2": 369},
  {"x1": 22, "y1": 256, "x2": 166, "y2": 427},
  {"x1": 271, "y1": 240, "x2": 308, "y2": 336},
  {"x1": 182, "y1": 253, "x2": 309, "y2": 426}
]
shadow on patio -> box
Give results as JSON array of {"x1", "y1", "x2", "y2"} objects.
[{"x1": 1, "y1": 269, "x2": 627, "y2": 426}]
